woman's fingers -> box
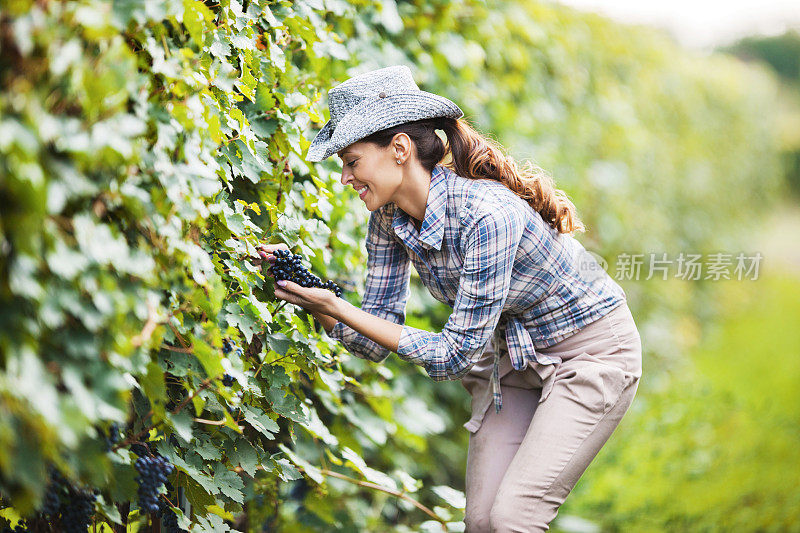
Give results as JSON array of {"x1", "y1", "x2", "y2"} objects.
[
  {"x1": 252, "y1": 243, "x2": 288, "y2": 264},
  {"x1": 275, "y1": 279, "x2": 294, "y2": 290},
  {"x1": 257, "y1": 243, "x2": 289, "y2": 254},
  {"x1": 274, "y1": 282, "x2": 300, "y2": 305}
]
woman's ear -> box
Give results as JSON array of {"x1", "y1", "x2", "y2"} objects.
[{"x1": 392, "y1": 132, "x2": 412, "y2": 160}]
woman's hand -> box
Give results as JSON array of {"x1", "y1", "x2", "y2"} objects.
[
  {"x1": 273, "y1": 279, "x2": 339, "y2": 316},
  {"x1": 250, "y1": 243, "x2": 288, "y2": 268},
  {"x1": 252, "y1": 243, "x2": 339, "y2": 316}
]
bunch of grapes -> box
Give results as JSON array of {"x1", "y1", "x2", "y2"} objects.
[
  {"x1": 41, "y1": 465, "x2": 66, "y2": 517},
  {"x1": 135, "y1": 455, "x2": 174, "y2": 514},
  {"x1": 60, "y1": 487, "x2": 97, "y2": 533},
  {"x1": 222, "y1": 337, "x2": 243, "y2": 357},
  {"x1": 221, "y1": 338, "x2": 242, "y2": 386},
  {"x1": 35, "y1": 465, "x2": 97, "y2": 532},
  {"x1": 157, "y1": 498, "x2": 186, "y2": 533},
  {"x1": 268, "y1": 249, "x2": 343, "y2": 297}
]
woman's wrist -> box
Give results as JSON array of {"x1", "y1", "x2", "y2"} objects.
[
  {"x1": 311, "y1": 310, "x2": 338, "y2": 334},
  {"x1": 325, "y1": 293, "x2": 348, "y2": 321},
  {"x1": 310, "y1": 295, "x2": 344, "y2": 334},
  {"x1": 322, "y1": 298, "x2": 402, "y2": 354}
]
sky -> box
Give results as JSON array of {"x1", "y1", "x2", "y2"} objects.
[{"x1": 553, "y1": 0, "x2": 800, "y2": 51}]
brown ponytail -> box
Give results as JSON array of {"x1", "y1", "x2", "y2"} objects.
[{"x1": 360, "y1": 116, "x2": 585, "y2": 235}]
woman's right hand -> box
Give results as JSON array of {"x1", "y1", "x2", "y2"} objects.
[{"x1": 251, "y1": 243, "x2": 290, "y2": 276}]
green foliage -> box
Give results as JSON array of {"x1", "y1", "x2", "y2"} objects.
[
  {"x1": 718, "y1": 29, "x2": 800, "y2": 198},
  {"x1": 0, "y1": 0, "x2": 463, "y2": 530},
  {"x1": 560, "y1": 270, "x2": 800, "y2": 532},
  {"x1": 720, "y1": 29, "x2": 800, "y2": 84},
  {"x1": 0, "y1": 0, "x2": 786, "y2": 531}
]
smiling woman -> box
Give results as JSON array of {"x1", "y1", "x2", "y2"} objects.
[
  {"x1": 271, "y1": 64, "x2": 642, "y2": 532},
  {"x1": 334, "y1": 136, "x2": 435, "y2": 229}
]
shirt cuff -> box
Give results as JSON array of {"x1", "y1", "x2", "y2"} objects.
[
  {"x1": 325, "y1": 318, "x2": 392, "y2": 363},
  {"x1": 327, "y1": 320, "x2": 346, "y2": 341},
  {"x1": 396, "y1": 324, "x2": 434, "y2": 365}
]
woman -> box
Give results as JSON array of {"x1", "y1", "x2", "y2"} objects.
[{"x1": 255, "y1": 65, "x2": 642, "y2": 532}]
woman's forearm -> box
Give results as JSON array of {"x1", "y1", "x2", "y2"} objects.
[{"x1": 326, "y1": 298, "x2": 403, "y2": 354}]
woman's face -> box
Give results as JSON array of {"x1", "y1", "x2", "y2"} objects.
[{"x1": 336, "y1": 141, "x2": 402, "y2": 211}]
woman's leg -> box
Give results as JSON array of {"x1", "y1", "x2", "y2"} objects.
[
  {"x1": 464, "y1": 384, "x2": 542, "y2": 532},
  {"x1": 488, "y1": 349, "x2": 642, "y2": 532}
]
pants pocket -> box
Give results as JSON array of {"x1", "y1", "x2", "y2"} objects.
[{"x1": 559, "y1": 355, "x2": 637, "y2": 416}]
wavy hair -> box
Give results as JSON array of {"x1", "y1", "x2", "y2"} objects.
[{"x1": 359, "y1": 116, "x2": 585, "y2": 234}]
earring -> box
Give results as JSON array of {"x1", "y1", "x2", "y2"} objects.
[{"x1": 396, "y1": 160, "x2": 401, "y2": 164}]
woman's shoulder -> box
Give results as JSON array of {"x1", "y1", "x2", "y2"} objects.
[{"x1": 443, "y1": 168, "x2": 535, "y2": 226}]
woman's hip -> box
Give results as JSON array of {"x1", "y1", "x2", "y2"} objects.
[{"x1": 536, "y1": 302, "x2": 642, "y2": 378}]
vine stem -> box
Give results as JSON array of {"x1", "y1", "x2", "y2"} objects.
[
  {"x1": 193, "y1": 417, "x2": 231, "y2": 426},
  {"x1": 315, "y1": 468, "x2": 448, "y2": 530},
  {"x1": 252, "y1": 352, "x2": 291, "y2": 379},
  {"x1": 111, "y1": 376, "x2": 218, "y2": 452},
  {"x1": 232, "y1": 465, "x2": 449, "y2": 530},
  {"x1": 273, "y1": 300, "x2": 288, "y2": 315},
  {"x1": 131, "y1": 299, "x2": 159, "y2": 348}
]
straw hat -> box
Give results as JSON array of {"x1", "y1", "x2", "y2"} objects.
[{"x1": 306, "y1": 65, "x2": 464, "y2": 162}]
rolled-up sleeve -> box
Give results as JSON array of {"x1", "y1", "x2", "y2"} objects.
[
  {"x1": 396, "y1": 209, "x2": 525, "y2": 380},
  {"x1": 326, "y1": 207, "x2": 411, "y2": 363}
]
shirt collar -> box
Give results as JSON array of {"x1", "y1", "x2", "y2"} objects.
[{"x1": 392, "y1": 164, "x2": 448, "y2": 251}]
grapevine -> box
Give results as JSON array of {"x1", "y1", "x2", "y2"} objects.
[{"x1": 158, "y1": 498, "x2": 186, "y2": 533}]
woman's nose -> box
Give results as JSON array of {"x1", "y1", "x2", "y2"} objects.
[{"x1": 340, "y1": 169, "x2": 352, "y2": 186}]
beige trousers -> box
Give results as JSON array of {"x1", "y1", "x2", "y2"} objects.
[{"x1": 462, "y1": 303, "x2": 643, "y2": 532}]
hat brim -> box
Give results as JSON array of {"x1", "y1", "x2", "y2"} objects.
[{"x1": 306, "y1": 90, "x2": 464, "y2": 162}]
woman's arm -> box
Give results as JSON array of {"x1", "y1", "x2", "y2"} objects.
[
  {"x1": 309, "y1": 310, "x2": 338, "y2": 335},
  {"x1": 325, "y1": 297, "x2": 402, "y2": 354},
  {"x1": 261, "y1": 208, "x2": 410, "y2": 362},
  {"x1": 274, "y1": 279, "x2": 402, "y2": 354}
]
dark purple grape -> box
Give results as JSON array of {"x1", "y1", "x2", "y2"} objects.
[
  {"x1": 267, "y1": 249, "x2": 343, "y2": 298},
  {"x1": 131, "y1": 442, "x2": 150, "y2": 457},
  {"x1": 135, "y1": 455, "x2": 174, "y2": 514},
  {"x1": 222, "y1": 338, "x2": 234, "y2": 354},
  {"x1": 157, "y1": 498, "x2": 186, "y2": 533},
  {"x1": 60, "y1": 487, "x2": 97, "y2": 532}
]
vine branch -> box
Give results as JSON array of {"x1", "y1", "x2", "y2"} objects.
[
  {"x1": 111, "y1": 376, "x2": 218, "y2": 452},
  {"x1": 232, "y1": 464, "x2": 449, "y2": 530},
  {"x1": 315, "y1": 468, "x2": 448, "y2": 530},
  {"x1": 131, "y1": 300, "x2": 159, "y2": 348}
]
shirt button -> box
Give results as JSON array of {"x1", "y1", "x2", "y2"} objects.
[{"x1": 378, "y1": 91, "x2": 386, "y2": 98}]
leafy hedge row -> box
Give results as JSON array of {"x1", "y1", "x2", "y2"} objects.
[{"x1": 0, "y1": 0, "x2": 784, "y2": 531}]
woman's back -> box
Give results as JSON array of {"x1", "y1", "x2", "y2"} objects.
[{"x1": 377, "y1": 163, "x2": 626, "y2": 348}]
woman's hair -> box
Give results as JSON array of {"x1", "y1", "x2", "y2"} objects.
[{"x1": 359, "y1": 116, "x2": 585, "y2": 235}]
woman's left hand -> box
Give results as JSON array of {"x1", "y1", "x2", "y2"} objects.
[{"x1": 274, "y1": 279, "x2": 338, "y2": 316}]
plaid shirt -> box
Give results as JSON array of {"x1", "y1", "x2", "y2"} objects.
[{"x1": 328, "y1": 163, "x2": 627, "y2": 414}]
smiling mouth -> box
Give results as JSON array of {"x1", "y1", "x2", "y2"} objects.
[{"x1": 356, "y1": 185, "x2": 368, "y2": 199}]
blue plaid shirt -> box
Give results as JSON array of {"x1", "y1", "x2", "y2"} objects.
[{"x1": 328, "y1": 163, "x2": 627, "y2": 414}]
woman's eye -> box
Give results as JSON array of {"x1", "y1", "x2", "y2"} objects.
[{"x1": 347, "y1": 161, "x2": 357, "y2": 168}]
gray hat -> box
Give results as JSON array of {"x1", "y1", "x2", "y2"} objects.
[{"x1": 306, "y1": 65, "x2": 464, "y2": 162}]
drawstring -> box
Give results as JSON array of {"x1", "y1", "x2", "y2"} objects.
[
  {"x1": 491, "y1": 345, "x2": 503, "y2": 413},
  {"x1": 491, "y1": 317, "x2": 508, "y2": 414}
]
